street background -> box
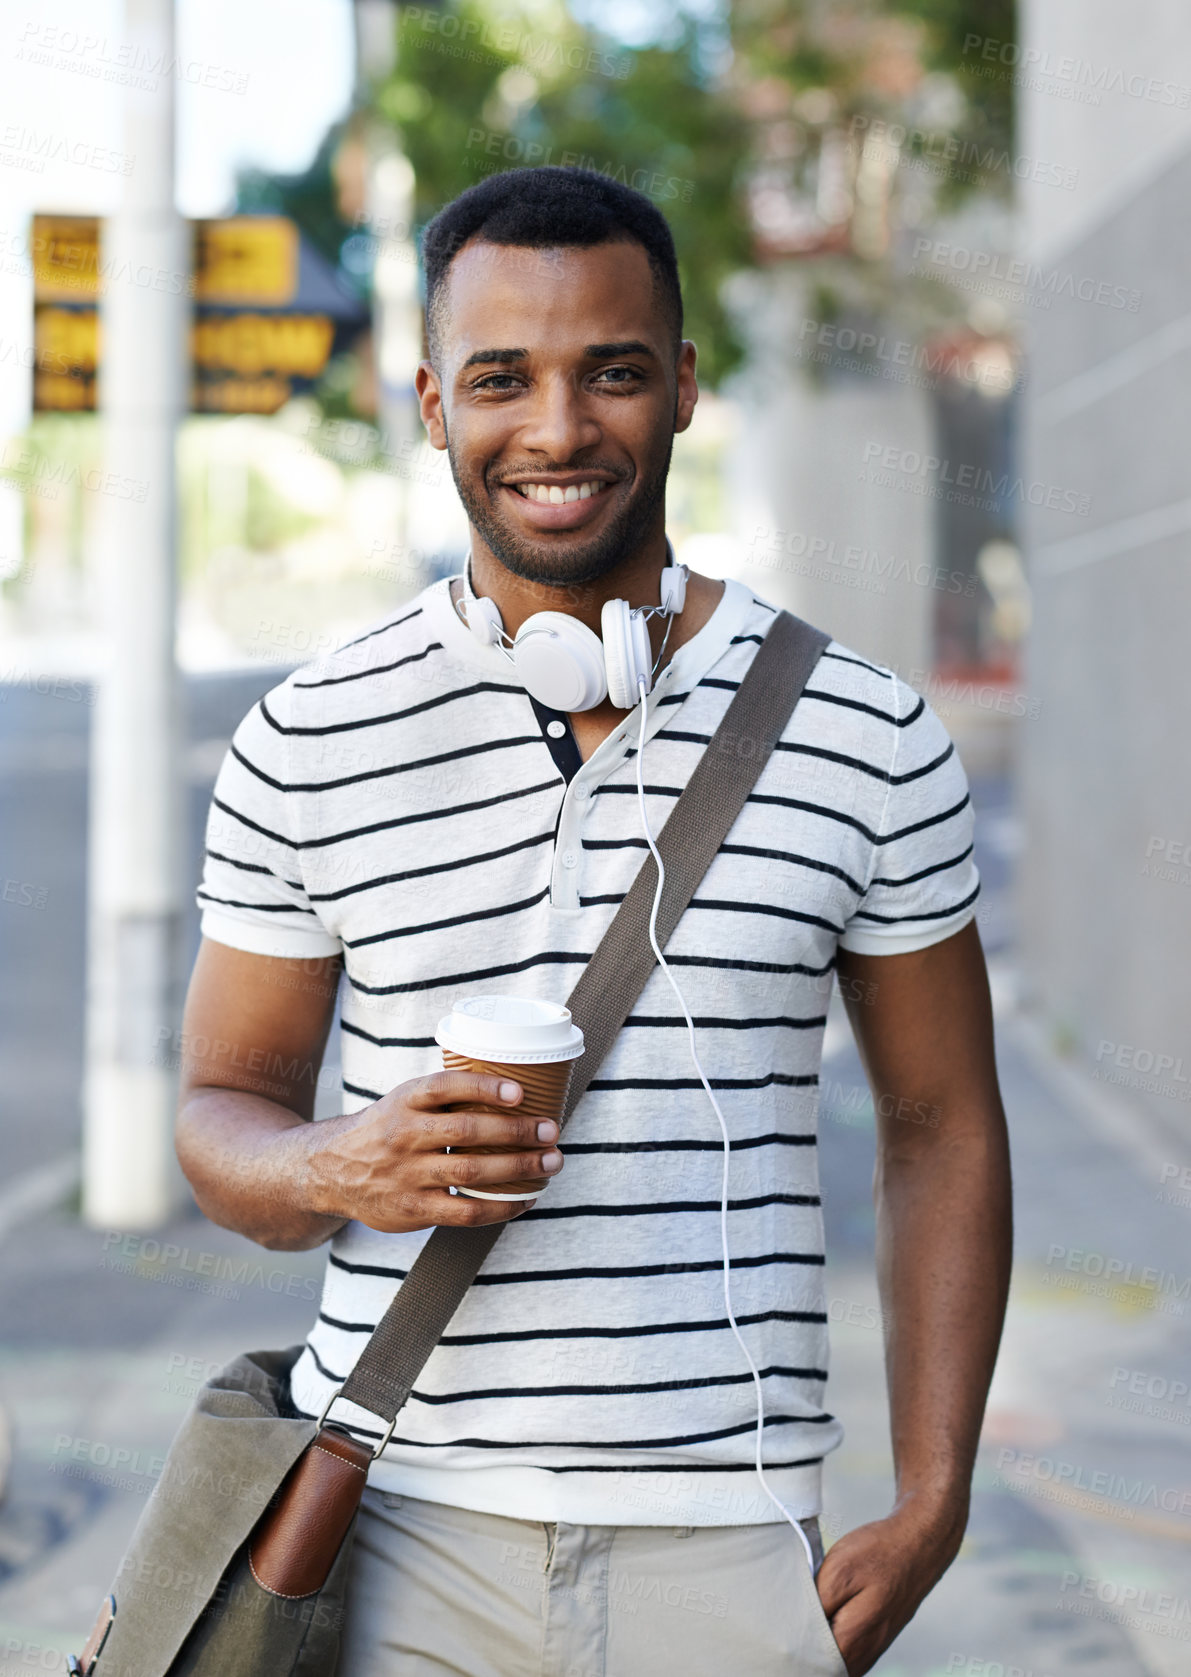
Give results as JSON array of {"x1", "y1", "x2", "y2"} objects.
[{"x1": 2, "y1": 1, "x2": 1190, "y2": 1672}]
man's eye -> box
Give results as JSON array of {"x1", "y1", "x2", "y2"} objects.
[
  {"x1": 473, "y1": 373, "x2": 522, "y2": 391},
  {"x1": 593, "y1": 365, "x2": 643, "y2": 385}
]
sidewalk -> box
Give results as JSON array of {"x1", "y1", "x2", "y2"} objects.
[
  {"x1": 0, "y1": 974, "x2": 1188, "y2": 1674},
  {"x1": 816, "y1": 981, "x2": 1191, "y2": 1677}
]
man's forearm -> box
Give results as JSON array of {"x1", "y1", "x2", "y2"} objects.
[
  {"x1": 875, "y1": 1107, "x2": 1012, "y2": 1523},
  {"x1": 819, "y1": 929, "x2": 1011, "y2": 1670},
  {"x1": 176, "y1": 1088, "x2": 350, "y2": 1252}
]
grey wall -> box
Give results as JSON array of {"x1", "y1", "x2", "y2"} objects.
[{"x1": 1019, "y1": 134, "x2": 1191, "y2": 1128}]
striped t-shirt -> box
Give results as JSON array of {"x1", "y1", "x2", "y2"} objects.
[{"x1": 198, "y1": 571, "x2": 979, "y2": 1526}]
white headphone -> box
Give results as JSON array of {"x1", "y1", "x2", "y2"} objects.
[{"x1": 456, "y1": 547, "x2": 689, "y2": 711}]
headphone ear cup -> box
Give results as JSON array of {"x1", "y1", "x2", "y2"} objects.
[
  {"x1": 659, "y1": 563, "x2": 687, "y2": 616},
  {"x1": 602, "y1": 599, "x2": 653, "y2": 709},
  {"x1": 466, "y1": 594, "x2": 505, "y2": 647},
  {"x1": 512, "y1": 612, "x2": 608, "y2": 710}
]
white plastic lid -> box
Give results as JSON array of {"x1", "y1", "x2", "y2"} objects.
[{"x1": 435, "y1": 994, "x2": 585, "y2": 1064}]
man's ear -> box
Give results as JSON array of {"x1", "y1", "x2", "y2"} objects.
[
  {"x1": 416, "y1": 360, "x2": 447, "y2": 450},
  {"x1": 674, "y1": 339, "x2": 698, "y2": 435}
]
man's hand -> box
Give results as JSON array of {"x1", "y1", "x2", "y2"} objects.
[
  {"x1": 174, "y1": 940, "x2": 564, "y2": 1249},
  {"x1": 816, "y1": 1494, "x2": 967, "y2": 1675},
  {"x1": 304, "y1": 1069, "x2": 565, "y2": 1233}
]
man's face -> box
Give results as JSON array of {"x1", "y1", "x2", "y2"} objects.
[{"x1": 416, "y1": 237, "x2": 697, "y2": 587}]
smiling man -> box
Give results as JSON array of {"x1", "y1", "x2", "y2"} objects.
[{"x1": 180, "y1": 167, "x2": 1011, "y2": 1676}]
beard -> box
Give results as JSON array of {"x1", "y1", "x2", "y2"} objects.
[{"x1": 444, "y1": 426, "x2": 674, "y2": 589}]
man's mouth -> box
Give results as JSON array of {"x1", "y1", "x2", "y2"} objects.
[{"x1": 510, "y1": 479, "x2": 611, "y2": 505}]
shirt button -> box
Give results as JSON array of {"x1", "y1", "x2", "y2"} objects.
[
  {"x1": 561, "y1": 851, "x2": 578, "y2": 869},
  {"x1": 573, "y1": 783, "x2": 589, "y2": 801},
  {"x1": 546, "y1": 719, "x2": 567, "y2": 739}
]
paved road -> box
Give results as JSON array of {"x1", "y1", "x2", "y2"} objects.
[
  {"x1": 1, "y1": 680, "x2": 1188, "y2": 1674},
  {"x1": 0, "y1": 667, "x2": 308, "y2": 1180}
]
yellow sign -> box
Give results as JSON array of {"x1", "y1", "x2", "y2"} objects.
[
  {"x1": 33, "y1": 304, "x2": 99, "y2": 410},
  {"x1": 35, "y1": 306, "x2": 99, "y2": 367},
  {"x1": 193, "y1": 217, "x2": 298, "y2": 306},
  {"x1": 32, "y1": 215, "x2": 100, "y2": 302},
  {"x1": 30, "y1": 213, "x2": 350, "y2": 415},
  {"x1": 31, "y1": 215, "x2": 298, "y2": 306},
  {"x1": 196, "y1": 377, "x2": 295, "y2": 415},
  {"x1": 192, "y1": 314, "x2": 335, "y2": 378},
  {"x1": 191, "y1": 313, "x2": 337, "y2": 414}
]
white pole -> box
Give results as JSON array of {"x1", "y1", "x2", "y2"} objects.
[
  {"x1": 82, "y1": 0, "x2": 187, "y2": 1229},
  {"x1": 369, "y1": 145, "x2": 420, "y2": 554},
  {"x1": 353, "y1": 1, "x2": 422, "y2": 559}
]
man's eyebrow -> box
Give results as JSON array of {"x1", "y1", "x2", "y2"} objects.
[
  {"x1": 459, "y1": 347, "x2": 527, "y2": 370},
  {"x1": 585, "y1": 340, "x2": 656, "y2": 359}
]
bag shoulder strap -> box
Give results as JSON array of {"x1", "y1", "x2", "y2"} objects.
[{"x1": 337, "y1": 609, "x2": 830, "y2": 1428}]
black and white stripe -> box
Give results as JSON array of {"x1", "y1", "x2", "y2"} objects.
[{"x1": 197, "y1": 574, "x2": 978, "y2": 1525}]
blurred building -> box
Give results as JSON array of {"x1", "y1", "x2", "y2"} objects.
[
  {"x1": 723, "y1": 267, "x2": 938, "y2": 678},
  {"x1": 723, "y1": 265, "x2": 1019, "y2": 689},
  {"x1": 1018, "y1": 0, "x2": 1191, "y2": 1119},
  {"x1": 714, "y1": 25, "x2": 1025, "y2": 712}
]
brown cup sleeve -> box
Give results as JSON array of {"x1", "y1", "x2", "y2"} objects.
[
  {"x1": 440, "y1": 1051, "x2": 573, "y2": 1117},
  {"x1": 439, "y1": 1051, "x2": 574, "y2": 1196}
]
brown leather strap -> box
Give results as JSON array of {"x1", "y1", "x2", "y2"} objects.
[
  {"x1": 248, "y1": 1426, "x2": 373, "y2": 1598},
  {"x1": 337, "y1": 609, "x2": 829, "y2": 1427}
]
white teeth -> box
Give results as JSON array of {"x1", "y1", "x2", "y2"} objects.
[{"x1": 515, "y1": 480, "x2": 606, "y2": 502}]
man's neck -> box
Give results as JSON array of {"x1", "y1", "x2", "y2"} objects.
[{"x1": 464, "y1": 530, "x2": 672, "y2": 638}]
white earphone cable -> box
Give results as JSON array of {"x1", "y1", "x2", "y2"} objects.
[{"x1": 632, "y1": 676, "x2": 817, "y2": 1572}]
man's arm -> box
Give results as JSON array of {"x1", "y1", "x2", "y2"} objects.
[
  {"x1": 174, "y1": 939, "x2": 566, "y2": 1251},
  {"x1": 816, "y1": 920, "x2": 1012, "y2": 1675}
]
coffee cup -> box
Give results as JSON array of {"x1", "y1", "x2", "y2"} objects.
[{"x1": 434, "y1": 995, "x2": 585, "y2": 1200}]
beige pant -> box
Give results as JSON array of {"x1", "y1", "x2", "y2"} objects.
[{"x1": 338, "y1": 1488, "x2": 848, "y2": 1676}]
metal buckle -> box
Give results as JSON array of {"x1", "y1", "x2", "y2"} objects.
[{"x1": 316, "y1": 1384, "x2": 398, "y2": 1460}]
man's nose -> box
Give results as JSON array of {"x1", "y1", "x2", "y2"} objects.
[{"x1": 515, "y1": 374, "x2": 602, "y2": 460}]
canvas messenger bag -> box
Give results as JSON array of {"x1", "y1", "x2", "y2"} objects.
[{"x1": 70, "y1": 609, "x2": 829, "y2": 1677}]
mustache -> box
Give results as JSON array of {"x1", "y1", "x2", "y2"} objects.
[{"x1": 487, "y1": 461, "x2": 632, "y2": 488}]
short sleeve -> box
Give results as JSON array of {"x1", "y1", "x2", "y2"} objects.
[
  {"x1": 840, "y1": 679, "x2": 980, "y2": 956},
  {"x1": 197, "y1": 680, "x2": 341, "y2": 960}
]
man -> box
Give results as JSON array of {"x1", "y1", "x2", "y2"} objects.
[{"x1": 180, "y1": 166, "x2": 1011, "y2": 1675}]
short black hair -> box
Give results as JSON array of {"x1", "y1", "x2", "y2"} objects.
[{"x1": 421, "y1": 166, "x2": 683, "y2": 362}]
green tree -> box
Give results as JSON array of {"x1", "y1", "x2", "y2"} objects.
[
  {"x1": 377, "y1": 3, "x2": 753, "y2": 383},
  {"x1": 235, "y1": 0, "x2": 1017, "y2": 394}
]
